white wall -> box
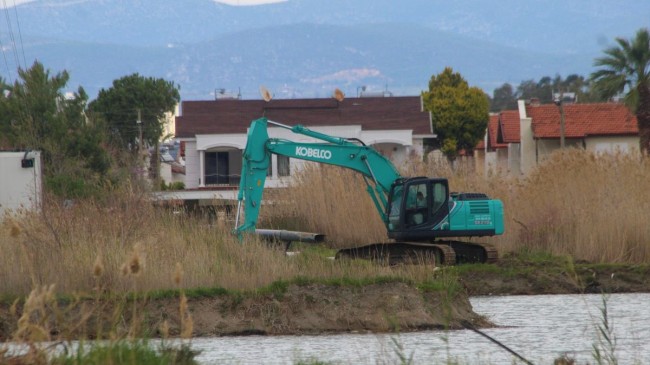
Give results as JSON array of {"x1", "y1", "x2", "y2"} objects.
[
  {"x1": 507, "y1": 143, "x2": 521, "y2": 175},
  {"x1": 184, "y1": 125, "x2": 419, "y2": 189},
  {"x1": 0, "y1": 152, "x2": 42, "y2": 216},
  {"x1": 182, "y1": 140, "x2": 200, "y2": 189},
  {"x1": 160, "y1": 163, "x2": 172, "y2": 185},
  {"x1": 585, "y1": 136, "x2": 639, "y2": 155}
]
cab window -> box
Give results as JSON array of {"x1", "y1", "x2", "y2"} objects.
[
  {"x1": 405, "y1": 183, "x2": 427, "y2": 226},
  {"x1": 387, "y1": 185, "x2": 403, "y2": 231},
  {"x1": 431, "y1": 182, "x2": 447, "y2": 215}
]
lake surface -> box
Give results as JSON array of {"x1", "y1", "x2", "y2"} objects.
[{"x1": 189, "y1": 293, "x2": 650, "y2": 364}]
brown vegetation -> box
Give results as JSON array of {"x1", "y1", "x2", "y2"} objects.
[
  {"x1": 0, "y1": 149, "x2": 649, "y2": 352},
  {"x1": 0, "y1": 186, "x2": 439, "y2": 296},
  {"x1": 1, "y1": 148, "x2": 649, "y2": 298},
  {"x1": 269, "y1": 149, "x2": 650, "y2": 263}
]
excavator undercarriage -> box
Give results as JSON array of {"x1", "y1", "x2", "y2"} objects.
[{"x1": 335, "y1": 241, "x2": 498, "y2": 266}]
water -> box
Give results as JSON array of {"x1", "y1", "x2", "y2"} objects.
[{"x1": 188, "y1": 293, "x2": 650, "y2": 364}]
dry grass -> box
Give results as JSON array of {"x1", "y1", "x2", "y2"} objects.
[
  {"x1": 509, "y1": 149, "x2": 650, "y2": 263},
  {"x1": 0, "y1": 185, "x2": 437, "y2": 296},
  {"x1": 268, "y1": 149, "x2": 650, "y2": 264},
  {"x1": 1, "y1": 148, "x2": 649, "y2": 296}
]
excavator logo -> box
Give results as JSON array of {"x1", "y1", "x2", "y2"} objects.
[{"x1": 295, "y1": 146, "x2": 332, "y2": 160}]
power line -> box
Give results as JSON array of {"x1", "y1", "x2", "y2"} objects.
[
  {"x1": 0, "y1": 36, "x2": 14, "y2": 84},
  {"x1": 2, "y1": 0, "x2": 21, "y2": 72},
  {"x1": 11, "y1": 0, "x2": 27, "y2": 69}
]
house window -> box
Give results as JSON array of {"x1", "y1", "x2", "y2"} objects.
[
  {"x1": 205, "y1": 151, "x2": 229, "y2": 184},
  {"x1": 278, "y1": 155, "x2": 290, "y2": 177}
]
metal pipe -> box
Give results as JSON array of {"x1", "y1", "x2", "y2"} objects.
[
  {"x1": 234, "y1": 200, "x2": 242, "y2": 229},
  {"x1": 254, "y1": 229, "x2": 325, "y2": 243},
  {"x1": 267, "y1": 119, "x2": 293, "y2": 129}
]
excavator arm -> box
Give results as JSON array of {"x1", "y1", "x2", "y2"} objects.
[{"x1": 234, "y1": 117, "x2": 401, "y2": 236}]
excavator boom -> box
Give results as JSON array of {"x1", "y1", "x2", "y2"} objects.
[{"x1": 235, "y1": 117, "x2": 400, "y2": 234}]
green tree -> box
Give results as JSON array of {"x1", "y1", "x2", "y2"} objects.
[
  {"x1": 0, "y1": 61, "x2": 112, "y2": 197},
  {"x1": 590, "y1": 27, "x2": 650, "y2": 155},
  {"x1": 89, "y1": 74, "x2": 180, "y2": 151},
  {"x1": 490, "y1": 83, "x2": 518, "y2": 112},
  {"x1": 422, "y1": 67, "x2": 489, "y2": 162},
  {"x1": 89, "y1": 74, "x2": 180, "y2": 185}
]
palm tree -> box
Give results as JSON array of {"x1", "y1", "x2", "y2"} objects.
[{"x1": 590, "y1": 28, "x2": 650, "y2": 155}]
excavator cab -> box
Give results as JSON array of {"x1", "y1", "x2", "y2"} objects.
[
  {"x1": 387, "y1": 178, "x2": 451, "y2": 241},
  {"x1": 387, "y1": 176, "x2": 504, "y2": 243}
]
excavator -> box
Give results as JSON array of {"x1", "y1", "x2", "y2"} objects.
[{"x1": 234, "y1": 117, "x2": 505, "y2": 265}]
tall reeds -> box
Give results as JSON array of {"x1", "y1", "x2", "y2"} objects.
[
  {"x1": 1, "y1": 148, "x2": 648, "y2": 296},
  {"x1": 0, "y1": 185, "x2": 437, "y2": 296},
  {"x1": 268, "y1": 149, "x2": 650, "y2": 264}
]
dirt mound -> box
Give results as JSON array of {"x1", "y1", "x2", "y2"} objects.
[
  {"x1": 156, "y1": 282, "x2": 490, "y2": 337},
  {"x1": 0, "y1": 282, "x2": 489, "y2": 340},
  {"x1": 457, "y1": 254, "x2": 650, "y2": 296}
]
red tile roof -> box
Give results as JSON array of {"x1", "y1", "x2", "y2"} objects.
[
  {"x1": 497, "y1": 110, "x2": 520, "y2": 144},
  {"x1": 175, "y1": 96, "x2": 432, "y2": 138},
  {"x1": 527, "y1": 103, "x2": 638, "y2": 139},
  {"x1": 476, "y1": 114, "x2": 495, "y2": 150},
  {"x1": 475, "y1": 141, "x2": 485, "y2": 149}
]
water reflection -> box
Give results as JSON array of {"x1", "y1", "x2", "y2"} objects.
[{"x1": 190, "y1": 293, "x2": 650, "y2": 364}]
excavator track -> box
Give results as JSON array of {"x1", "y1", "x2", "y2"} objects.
[
  {"x1": 441, "y1": 240, "x2": 498, "y2": 264},
  {"x1": 335, "y1": 241, "x2": 497, "y2": 265},
  {"x1": 336, "y1": 242, "x2": 456, "y2": 266}
]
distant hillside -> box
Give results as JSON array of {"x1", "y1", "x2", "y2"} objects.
[
  {"x1": 172, "y1": 23, "x2": 590, "y2": 100},
  {"x1": 0, "y1": 0, "x2": 647, "y2": 100},
  {"x1": 16, "y1": 23, "x2": 589, "y2": 100},
  {"x1": 14, "y1": 0, "x2": 647, "y2": 53}
]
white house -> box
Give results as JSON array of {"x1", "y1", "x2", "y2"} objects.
[
  {"x1": 475, "y1": 100, "x2": 639, "y2": 175},
  {"x1": 174, "y1": 96, "x2": 436, "y2": 194}
]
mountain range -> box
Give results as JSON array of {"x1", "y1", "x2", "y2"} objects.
[{"x1": 0, "y1": 0, "x2": 647, "y2": 100}]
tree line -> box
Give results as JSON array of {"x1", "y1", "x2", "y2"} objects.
[
  {"x1": 489, "y1": 74, "x2": 604, "y2": 112},
  {"x1": 425, "y1": 27, "x2": 649, "y2": 161},
  {"x1": 0, "y1": 62, "x2": 179, "y2": 199}
]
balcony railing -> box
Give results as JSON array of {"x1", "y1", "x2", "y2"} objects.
[{"x1": 204, "y1": 173, "x2": 241, "y2": 187}]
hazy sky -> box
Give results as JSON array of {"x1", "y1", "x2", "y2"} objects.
[
  {"x1": 214, "y1": 0, "x2": 286, "y2": 5},
  {"x1": 5, "y1": 0, "x2": 288, "y2": 7}
]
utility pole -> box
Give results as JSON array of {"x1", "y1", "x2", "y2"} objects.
[
  {"x1": 137, "y1": 108, "x2": 143, "y2": 152},
  {"x1": 554, "y1": 91, "x2": 566, "y2": 148}
]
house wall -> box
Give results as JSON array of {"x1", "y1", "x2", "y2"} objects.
[
  {"x1": 585, "y1": 136, "x2": 639, "y2": 154},
  {"x1": 162, "y1": 105, "x2": 179, "y2": 140},
  {"x1": 183, "y1": 140, "x2": 200, "y2": 188},
  {"x1": 183, "y1": 125, "x2": 418, "y2": 189},
  {"x1": 534, "y1": 138, "x2": 582, "y2": 163},
  {"x1": 474, "y1": 149, "x2": 486, "y2": 175},
  {"x1": 160, "y1": 163, "x2": 172, "y2": 185},
  {"x1": 495, "y1": 149, "x2": 509, "y2": 172},
  {"x1": 507, "y1": 143, "x2": 521, "y2": 175},
  {"x1": 481, "y1": 149, "x2": 509, "y2": 176},
  {"x1": 518, "y1": 100, "x2": 534, "y2": 175},
  {"x1": 0, "y1": 152, "x2": 42, "y2": 215}
]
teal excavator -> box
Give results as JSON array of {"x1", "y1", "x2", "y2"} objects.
[{"x1": 234, "y1": 117, "x2": 505, "y2": 265}]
